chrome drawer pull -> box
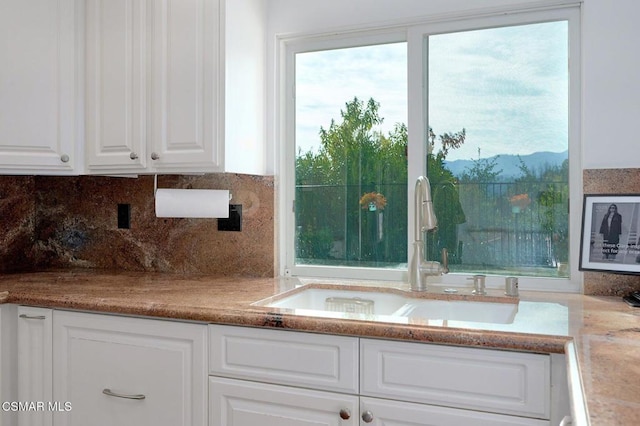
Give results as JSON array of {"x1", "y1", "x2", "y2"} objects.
[
  {"x1": 102, "y1": 388, "x2": 146, "y2": 400},
  {"x1": 19, "y1": 314, "x2": 46, "y2": 320}
]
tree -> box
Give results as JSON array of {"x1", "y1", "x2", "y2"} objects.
[
  {"x1": 460, "y1": 148, "x2": 503, "y2": 183},
  {"x1": 296, "y1": 97, "x2": 408, "y2": 263},
  {"x1": 426, "y1": 128, "x2": 467, "y2": 263},
  {"x1": 529, "y1": 159, "x2": 569, "y2": 265},
  {"x1": 295, "y1": 97, "x2": 466, "y2": 266}
]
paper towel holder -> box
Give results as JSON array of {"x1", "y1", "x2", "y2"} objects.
[{"x1": 153, "y1": 174, "x2": 232, "y2": 201}]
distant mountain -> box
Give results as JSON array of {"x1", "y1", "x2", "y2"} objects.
[{"x1": 443, "y1": 150, "x2": 568, "y2": 179}]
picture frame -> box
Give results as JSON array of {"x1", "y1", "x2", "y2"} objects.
[{"x1": 580, "y1": 194, "x2": 640, "y2": 274}]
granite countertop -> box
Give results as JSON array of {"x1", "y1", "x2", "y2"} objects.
[{"x1": 0, "y1": 270, "x2": 639, "y2": 425}]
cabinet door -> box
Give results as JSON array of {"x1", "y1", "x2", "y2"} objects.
[
  {"x1": 0, "y1": 0, "x2": 80, "y2": 173},
  {"x1": 85, "y1": 0, "x2": 147, "y2": 172},
  {"x1": 148, "y1": 0, "x2": 222, "y2": 172},
  {"x1": 360, "y1": 397, "x2": 548, "y2": 426},
  {"x1": 18, "y1": 307, "x2": 53, "y2": 426},
  {"x1": 0, "y1": 305, "x2": 18, "y2": 426},
  {"x1": 209, "y1": 376, "x2": 359, "y2": 426},
  {"x1": 53, "y1": 311, "x2": 207, "y2": 426}
]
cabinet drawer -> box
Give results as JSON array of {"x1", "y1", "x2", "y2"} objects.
[
  {"x1": 361, "y1": 339, "x2": 550, "y2": 419},
  {"x1": 209, "y1": 325, "x2": 358, "y2": 393},
  {"x1": 53, "y1": 311, "x2": 207, "y2": 426}
]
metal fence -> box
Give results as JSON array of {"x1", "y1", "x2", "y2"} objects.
[{"x1": 295, "y1": 180, "x2": 569, "y2": 271}]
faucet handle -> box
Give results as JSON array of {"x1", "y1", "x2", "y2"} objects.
[{"x1": 470, "y1": 274, "x2": 486, "y2": 295}]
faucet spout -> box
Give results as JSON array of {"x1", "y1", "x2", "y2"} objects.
[
  {"x1": 414, "y1": 176, "x2": 437, "y2": 240},
  {"x1": 409, "y1": 176, "x2": 448, "y2": 291}
]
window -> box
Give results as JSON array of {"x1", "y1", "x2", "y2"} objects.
[{"x1": 281, "y1": 6, "x2": 581, "y2": 291}]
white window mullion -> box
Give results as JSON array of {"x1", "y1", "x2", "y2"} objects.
[{"x1": 407, "y1": 26, "x2": 429, "y2": 283}]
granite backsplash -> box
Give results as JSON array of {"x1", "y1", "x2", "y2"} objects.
[
  {"x1": 583, "y1": 168, "x2": 640, "y2": 296},
  {"x1": 2, "y1": 169, "x2": 639, "y2": 293},
  {"x1": 0, "y1": 174, "x2": 274, "y2": 277}
]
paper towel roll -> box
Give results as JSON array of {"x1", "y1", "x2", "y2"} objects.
[{"x1": 155, "y1": 189, "x2": 230, "y2": 218}]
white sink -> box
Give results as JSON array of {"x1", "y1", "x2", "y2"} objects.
[
  {"x1": 264, "y1": 288, "x2": 406, "y2": 315},
  {"x1": 393, "y1": 299, "x2": 518, "y2": 323},
  {"x1": 256, "y1": 286, "x2": 519, "y2": 324}
]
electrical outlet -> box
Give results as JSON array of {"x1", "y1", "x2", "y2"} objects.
[
  {"x1": 218, "y1": 204, "x2": 242, "y2": 232},
  {"x1": 117, "y1": 204, "x2": 131, "y2": 229}
]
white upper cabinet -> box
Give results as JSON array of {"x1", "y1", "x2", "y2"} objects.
[
  {"x1": 0, "y1": 0, "x2": 83, "y2": 174},
  {"x1": 148, "y1": 0, "x2": 222, "y2": 172},
  {"x1": 86, "y1": 0, "x2": 266, "y2": 175},
  {"x1": 85, "y1": 0, "x2": 147, "y2": 172}
]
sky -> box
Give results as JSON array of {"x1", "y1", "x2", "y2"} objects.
[{"x1": 295, "y1": 21, "x2": 568, "y2": 162}]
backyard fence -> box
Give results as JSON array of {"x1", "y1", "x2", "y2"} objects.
[{"x1": 295, "y1": 180, "x2": 568, "y2": 273}]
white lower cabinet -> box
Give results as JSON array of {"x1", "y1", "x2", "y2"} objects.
[
  {"x1": 209, "y1": 325, "x2": 554, "y2": 426},
  {"x1": 0, "y1": 305, "x2": 18, "y2": 426},
  {"x1": 17, "y1": 306, "x2": 53, "y2": 426},
  {"x1": 208, "y1": 324, "x2": 359, "y2": 394},
  {"x1": 210, "y1": 377, "x2": 359, "y2": 426},
  {"x1": 360, "y1": 338, "x2": 550, "y2": 420},
  {"x1": 6, "y1": 311, "x2": 567, "y2": 426},
  {"x1": 209, "y1": 378, "x2": 546, "y2": 426},
  {"x1": 360, "y1": 396, "x2": 547, "y2": 426},
  {"x1": 52, "y1": 311, "x2": 207, "y2": 426}
]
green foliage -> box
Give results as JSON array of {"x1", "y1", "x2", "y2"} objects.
[
  {"x1": 426, "y1": 128, "x2": 467, "y2": 263},
  {"x1": 460, "y1": 148, "x2": 503, "y2": 184},
  {"x1": 295, "y1": 97, "x2": 409, "y2": 264},
  {"x1": 295, "y1": 97, "x2": 570, "y2": 274},
  {"x1": 510, "y1": 158, "x2": 569, "y2": 265},
  {"x1": 295, "y1": 97, "x2": 467, "y2": 265},
  {"x1": 296, "y1": 226, "x2": 333, "y2": 260},
  {"x1": 535, "y1": 162, "x2": 569, "y2": 263}
]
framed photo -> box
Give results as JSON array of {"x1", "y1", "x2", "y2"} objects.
[{"x1": 580, "y1": 194, "x2": 640, "y2": 274}]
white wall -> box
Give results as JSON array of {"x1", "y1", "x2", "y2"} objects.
[
  {"x1": 265, "y1": 0, "x2": 640, "y2": 172},
  {"x1": 582, "y1": 0, "x2": 640, "y2": 169}
]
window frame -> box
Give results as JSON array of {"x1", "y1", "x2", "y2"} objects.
[
  {"x1": 279, "y1": 29, "x2": 408, "y2": 282},
  {"x1": 277, "y1": 4, "x2": 582, "y2": 292}
]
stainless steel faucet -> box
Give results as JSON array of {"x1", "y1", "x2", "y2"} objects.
[{"x1": 409, "y1": 176, "x2": 449, "y2": 291}]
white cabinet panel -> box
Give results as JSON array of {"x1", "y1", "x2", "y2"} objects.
[
  {"x1": 360, "y1": 338, "x2": 551, "y2": 419},
  {"x1": 149, "y1": 0, "x2": 221, "y2": 171},
  {"x1": 209, "y1": 324, "x2": 359, "y2": 393},
  {"x1": 0, "y1": 305, "x2": 18, "y2": 426},
  {"x1": 17, "y1": 307, "x2": 53, "y2": 426},
  {"x1": 53, "y1": 311, "x2": 207, "y2": 426},
  {"x1": 85, "y1": 0, "x2": 147, "y2": 171},
  {"x1": 209, "y1": 376, "x2": 359, "y2": 426},
  {"x1": 360, "y1": 396, "x2": 548, "y2": 426},
  {"x1": 0, "y1": 0, "x2": 81, "y2": 174}
]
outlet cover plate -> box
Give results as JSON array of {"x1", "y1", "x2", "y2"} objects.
[{"x1": 218, "y1": 204, "x2": 242, "y2": 232}]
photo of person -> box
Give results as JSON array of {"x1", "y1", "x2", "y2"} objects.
[
  {"x1": 599, "y1": 203, "x2": 622, "y2": 260},
  {"x1": 581, "y1": 195, "x2": 640, "y2": 274}
]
